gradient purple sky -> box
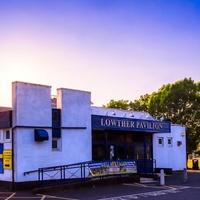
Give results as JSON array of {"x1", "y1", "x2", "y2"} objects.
[{"x1": 0, "y1": 0, "x2": 200, "y2": 107}]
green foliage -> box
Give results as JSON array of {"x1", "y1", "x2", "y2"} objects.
[
  {"x1": 103, "y1": 77, "x2": 200, "y2": 153},
  {"x1": 129, "y1": 94, "x2": 150, "y2": 112},
  {"x1": 103, "y1": 94, "x2": 150, "y2": 112},
  {"x1": 148, "y1": 78, "x2": 200, "y2": 152},
  {"x1": 103, "y1": 99, "x2": 130, "y2": 110}
]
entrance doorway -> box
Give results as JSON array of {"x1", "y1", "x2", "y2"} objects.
[{"x1": 92, "y1": 130, "x2": 152, "y2": 161}]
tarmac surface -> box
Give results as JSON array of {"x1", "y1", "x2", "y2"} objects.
[{"x1": 0, "y1": 170, "x2": 200, "y2": 200}]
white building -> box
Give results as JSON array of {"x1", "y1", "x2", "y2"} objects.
[{"x1": 0, "y1": 81, "x2": 186, "y2": 190}]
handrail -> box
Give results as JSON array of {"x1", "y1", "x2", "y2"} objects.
[
  {"x1": 23, "y1": 159, "x2": 155, "y2": 188},
  {"x1": 24, "y1": 169, "x2": 38, "y2": 176},
  {"x1": 23, "y1": 160, "x2": 92, "y2": 176}
]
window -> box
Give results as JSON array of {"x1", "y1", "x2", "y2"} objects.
[
  {"x1": 52, "y1": 129, "x2": 61, "y2": 151},
  {"x1": 52, "y1": 109, "x2": 61, "y2": 151},
  {"x1": 52, "y1": 138, "x2": 61, "y2": 151},
  {"x1": 167, "y1": 137, "x2": 173, "y2": 147},
  {"x1": 158, "y1": 137, "x2": 164, "y2": 146},
  {"x1": 4, "y1": 130, "x2": 10, "y2": 142}
]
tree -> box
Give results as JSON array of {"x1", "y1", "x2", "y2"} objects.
[
  {"x1": 148, "y1": 78, "x2": 200, "y2": 152},
  {"x1": 103, "y1": 95, "x2": 150, "y2": 112},
  {"x1": 129, "y1": 94, "x2": 150, "y2": 112},
  {"x1": 103, "y1": 99, "x2": 130, "y2": 110},
  {"x1": 103, "y1": 77, "x2": 200, "y2": 153}
]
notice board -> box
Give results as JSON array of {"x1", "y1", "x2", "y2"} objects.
[{"x1": 3, "y1": 150, "x2": 12, "y2": 170}]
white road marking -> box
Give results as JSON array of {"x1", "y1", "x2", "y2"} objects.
[
  {"x1": 41, "y1": 195, "x2": 46, "y2": 200},
  {"x1": 5, "y1": 192, "x2": 16, "y2": 200},
  {"x1": 124, "y1": 183, "x2": 190, "y2": 190},
  {"x1": 97, "y1": 189, "x2": 180, "y2": 200},
  {"x1": 124, "y1": 182, "x2": 171, "y2": 189},
  {"x1": 140, "y1": 178, "x2": 158, "y2": 183},
  {"x1": 123, "y1": 183, "x2": 148, "y2": 187},
  {"x1": 98, "y1": 183, "x2": 193, "y2": 200},
  {"x1": 187, "y1": 186, "x2": 200, "y2": 189}
]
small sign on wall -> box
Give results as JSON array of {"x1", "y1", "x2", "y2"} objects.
[{"x1": 3, "y1": 150, "x2": 12, "y2": 169}]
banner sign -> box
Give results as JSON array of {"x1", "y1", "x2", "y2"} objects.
[
  {"x1": 92, "y1": 115, "x2": 171, "y2": 133},
  {"x1": 88, "y1": 160, "x2": 137, "y2": 177}
]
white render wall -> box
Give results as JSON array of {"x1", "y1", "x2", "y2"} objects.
[
  {"x1": 12, "y1": 82, "x2": 52, "y2": 127},
  {"x1": 12, "y1": 82, "x2": 52, "y2": 182},
  {"x1": 153, "y1": 124, "x2": 186, "y2": 171},
  {"x1": 57, "y1": 88, "x2": 92, "y2": 165},
  {"x1": 11, "y1": 82, "x2": 91, "y2": 182}
]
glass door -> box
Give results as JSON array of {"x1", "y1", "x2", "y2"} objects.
[
  {"x1": 135, "y1": 145, "x2": 144, "y2": 160},
  {"x1": 126, "y1": 145, "x2": 134, "y2": 159},
  {"x1": 117, "y1": 145, "x2": 126, "y2": 160}
]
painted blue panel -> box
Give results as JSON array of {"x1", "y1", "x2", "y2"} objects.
[
  {"x1": 0, "y1": 158, "x2": 3, "y2": 173},
  {"x1": 52, "y1": 128, "x2": 61, "y2": 138},
  {"x1": 92, "y1": 115, "x2": 171, "y2": 133},
  {"x1": 0, "y1": 143, "x2": 3, "y2": 173},
  {"x1": 52, "y1": 109, "x2": 61, "y2": 128},
  {"x1": 0, "y1": 144, "x2": 3, "y2": 154}
]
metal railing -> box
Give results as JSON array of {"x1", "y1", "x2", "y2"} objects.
[
  {"x1": 24, "y1": 159, "x2": 155, "y2": 187},
  {"x1": 38, "y1": 161, "x2": 90, "y2": 186},
  {"x1": 24, "y1": 161, "x2": 91, "y2": 187}
]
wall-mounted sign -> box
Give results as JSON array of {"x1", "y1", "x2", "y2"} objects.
[
  {"x1": 3, "y1": 150, "x2": 12, "y2": 169},
  {"x1": 92, "y1": 115, "x2": 171, "y2": 133}
]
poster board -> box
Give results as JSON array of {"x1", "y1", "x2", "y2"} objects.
[
  {"x1": 88, "y1": 160, "x2": 137, "y2": 177},
  {"x1": 3, "y1": 150, "x2": 12, "y2": 169}
]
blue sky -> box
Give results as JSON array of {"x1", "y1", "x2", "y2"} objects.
[{"x1": 0, "y1": 0, "x2": 200, "y2": 107}]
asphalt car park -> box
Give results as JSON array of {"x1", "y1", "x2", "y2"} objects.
[{"x1": 0, "y1": 170, "x2": 200, "y2": 200}]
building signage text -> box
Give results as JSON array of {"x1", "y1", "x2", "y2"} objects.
[
  {"x1": 92, "y1": 115, "x2": 171, "y2": 133},
  {"x1": 101, "y1": 118, "x2": 163, "y2": 130}
]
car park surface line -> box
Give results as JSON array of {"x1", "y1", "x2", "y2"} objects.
[
  {"x1": 5, "y1": 192, "x2": 16, "y2": 200},
  {"x1": 97, "y1": 188, "x2": 182, "y2": 200},
  {"x1": 40, "y1": 195, "x2": 46, "y2": 200},
  {"x1": 123, "y1": 182, "x2": 190, "y2": 190}
]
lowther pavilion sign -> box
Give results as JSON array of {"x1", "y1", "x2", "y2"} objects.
[{"x1": 92, "y1": 115, "x2": 171, "y2": 133}]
